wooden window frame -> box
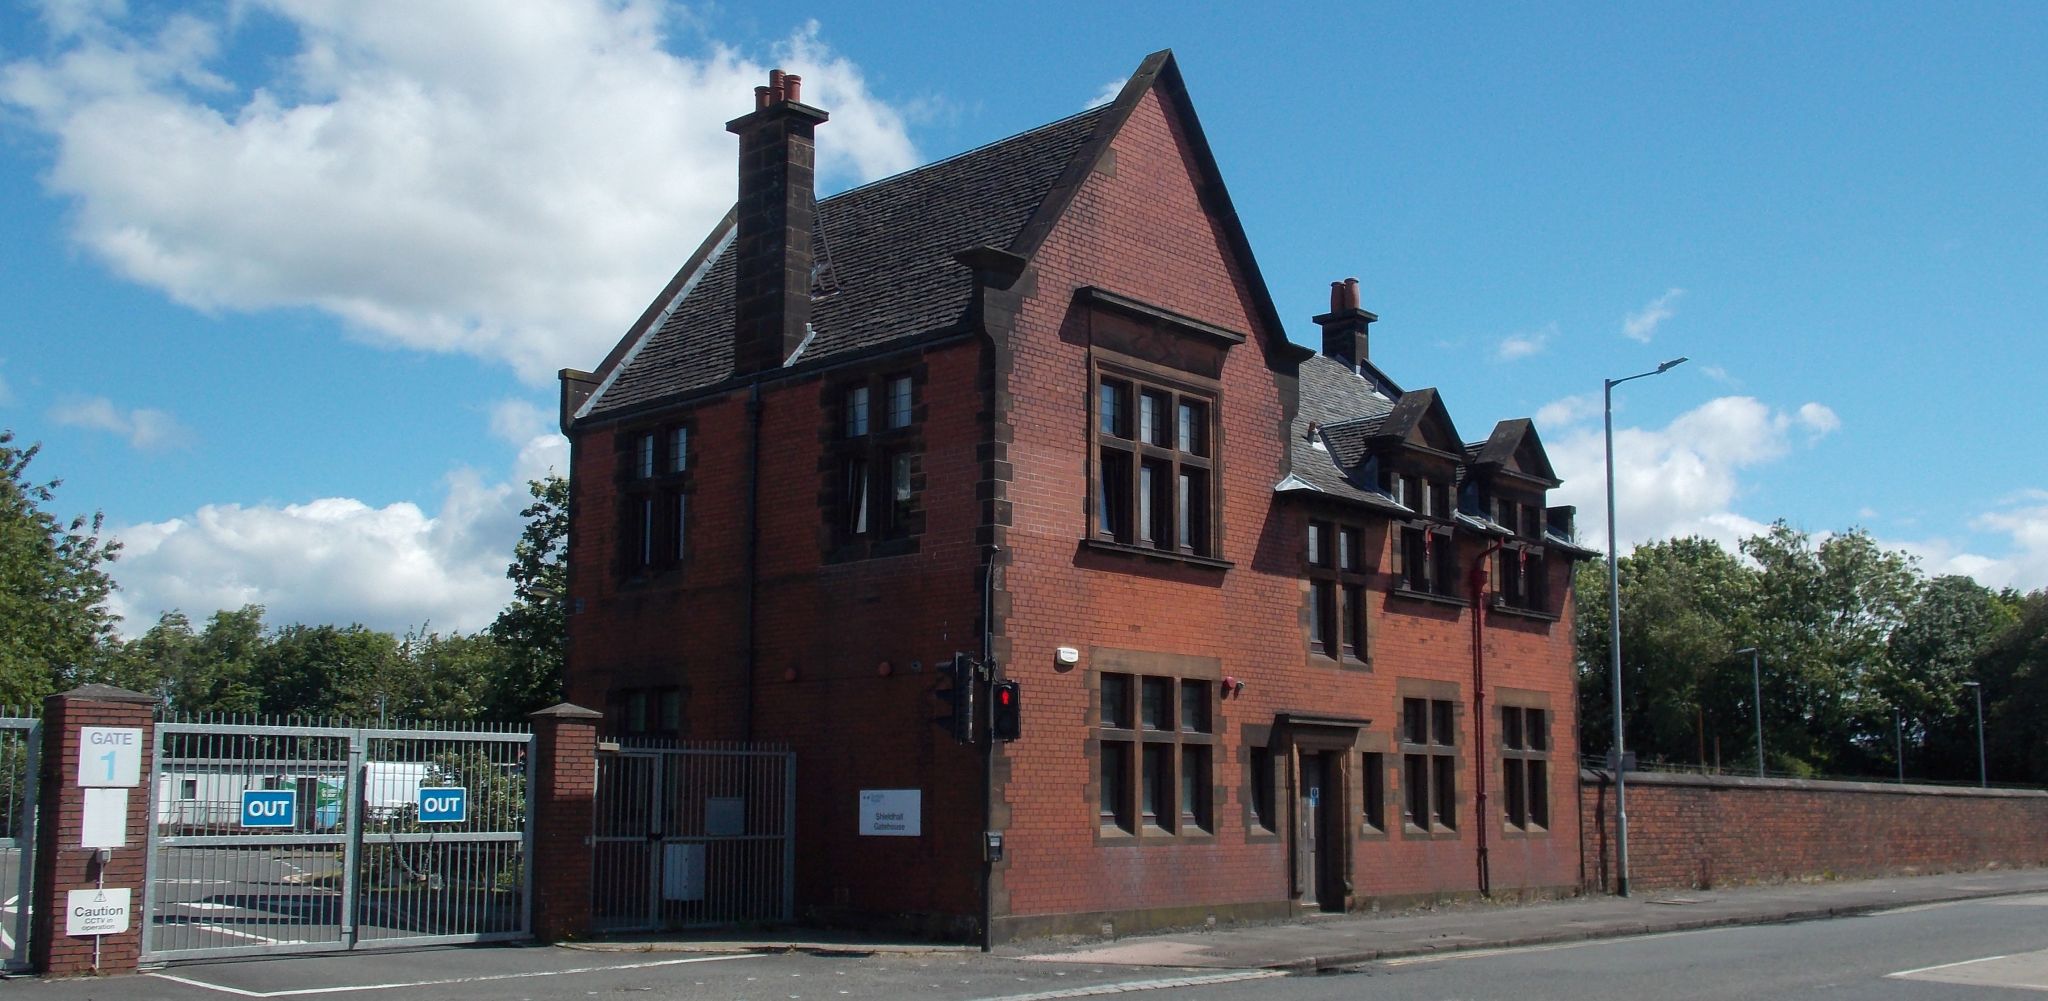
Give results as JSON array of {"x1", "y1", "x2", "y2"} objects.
[
  {"x1": 1089, "y1": 359, "x2": 1223, "y2": 567},
  {"x1": 617, "y1": 419, "x2": 695, "y2": 581},
  {"x1": 1306, "y1": 518, "x2": 1373, "y2": 667},
  {"x1": 1096, "y1": 669, "x2": 1217, "y2": 841},
  {"x1": 1500, "y1": 704, "x2": 1552, "y2": 833},
  {"x1": 1400, "y1": 695, "x2": 1459, "y2": 835},
  {"x1": 826, "y1": 371, "x2": 924, "y2": 560}
]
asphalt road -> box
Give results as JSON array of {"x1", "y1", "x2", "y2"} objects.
[{"x1": 9, "y1": 891, "x2": 2045, "y2": 1000}]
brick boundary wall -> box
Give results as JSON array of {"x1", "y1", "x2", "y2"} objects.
[{"x1": 1580, "y1": 769, "x2": 2048, "y2": 894}]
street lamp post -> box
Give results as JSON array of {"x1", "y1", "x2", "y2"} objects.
[
  {"x1": 1734, "y1": 647, "x2": 1762, "y2": 778},
  {"x1": 1963, "y1": 681, "x2": 1986, "y2": 788},
  {"x1": 1603, "y1": 355, "x2": 1687, "y2": 898}
]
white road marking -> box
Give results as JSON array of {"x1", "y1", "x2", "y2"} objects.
[
  {"x1": 192, "y1": 923, "x2": 309, "y2": 945},
  {"x1": 964, "y1": 970, "x2": 1282, "y2": 1001},
  {"x1": 147, "y1": 952, "x2": 762, "y2": 998},
  {"x1": 1890, "y1": 954, "x2": 2012, "y2": 978}
]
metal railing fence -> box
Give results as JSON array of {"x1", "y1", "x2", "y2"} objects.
[
  {"x1": 143, "y1": 715, "x2": 531, "y2": 963},
  {"x1": 592, "y1": 741, "x2": 794, "y2": 932},
  {"x1": 0, "y1": 714, "x2": 38, "y2": 972}
]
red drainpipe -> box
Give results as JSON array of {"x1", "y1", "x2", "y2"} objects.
[{"x1": 1470, "y1": 539, "x2": 1505, "y2": 898}]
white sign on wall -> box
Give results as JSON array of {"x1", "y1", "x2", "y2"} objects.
[
  {"x1": 81, "y1": 788, "x2": 128, "y2": 848},
  {"x1": 858, "y1": 789, "x2": 921, "y2": 837},
  {"x1": 67, "y1": 888, "x2": 131, "y2": 937},
  {"x1": 76, "y1": 727, "x2": 143, "y2": 787}
]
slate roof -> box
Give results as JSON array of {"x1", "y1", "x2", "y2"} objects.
[
  {"x1": 1278, "y1": 354, "x2": 1411, "y2": 513},
  {"x1": 587, "y1": 105, "x2": 1111, "y2": 418}
]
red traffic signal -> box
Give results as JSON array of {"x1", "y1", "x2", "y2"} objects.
[{"x1": 991, "y1": 679, "x2": 1021, "y2": 742}]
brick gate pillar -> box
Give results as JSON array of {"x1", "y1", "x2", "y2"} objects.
[
  {"x1": 30, "y1": 684, "x2": 157, "y2": 976},
  {"x1": 529, "y1": 703, "x2": 603, "y2": 941}
]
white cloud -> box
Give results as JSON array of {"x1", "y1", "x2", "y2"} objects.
[
  {"x1": 1086, "y1": 77, "x2": 1125, "y2": 110},
  {"x1": 1795, "y1": 402, "x2": 1840, "y2": 436},
  {"x1": 48, "y1": 394, "x2": 191, "y2": 449},
  {"x1": 1534, "y1": 393, "x2": 1600, "y2": 429},
  {"x1": 1493, "y1": 323, "x2": 1552, "y2": 363},
  {"x1": 1622, "y1": 287, "x2": 1684, "y2": 343},
  {"x1": 1, "y1": 3, "x2": 920, "y2": 384},
  {"x1": 490, "y1": 397, "x2": 569, "y2": 486},
  {"x1": 1889, "y1": 497, "x2": 2048, "y2": 593},
  {"x1": 1548, "y1": 395, "x2": 1838, "y2": 552},
  {"x1": 108, "y1": 469, "x2": 522, "y2": 636}
]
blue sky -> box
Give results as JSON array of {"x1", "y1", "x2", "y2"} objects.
[{"x1": 2, "y1": 1, "x2": 2043, "y2": 635}]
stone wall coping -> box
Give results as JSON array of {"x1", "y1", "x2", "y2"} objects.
[
  {"x1": 530, "y1": 702, "x2": 604, "y2": 720},
  {"x1": 49, "y1": 683, "x2": 156, "y2": 705},
  {"x1": 1580, "y1": 768, "x2": 2047, "y2": 800}
]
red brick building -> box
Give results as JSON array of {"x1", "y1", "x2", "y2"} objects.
[{"x1": 560, "y1": 51, "x2": 1591, "y2": 941}]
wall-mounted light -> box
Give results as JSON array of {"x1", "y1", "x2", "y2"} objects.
[
  {"x1": 1222, "y1": 676, "x2": 1246, "y2": 698},
  {"x1": 1056, "y1": 646, "x2": 1080, "y2": 666}
]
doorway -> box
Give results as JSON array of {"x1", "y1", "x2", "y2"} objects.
[{"x1": 1298, "y1": 751, "x2": 1344, "y2": 911}]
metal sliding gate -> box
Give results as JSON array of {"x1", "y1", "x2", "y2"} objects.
[
  {"x1": 0, "y1": 716, "x2": 38, "y2": 972},
  {"x1": 143, "y1": 719, "x2": 533, "y2": 963},
  {"x1": 592, "y1": 744, "x2": 794, "y2": 932}
]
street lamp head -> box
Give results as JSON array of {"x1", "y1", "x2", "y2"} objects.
[
  {"x1": 1656, "y1": 356, "x2": 1689, "y2": 373},
  {"x1": 1733, "y1": 646, "x2": 1757, "y2": 656},
  {"x1": 1962, "y1": 680, "x2": 1981, "y2": 688}
]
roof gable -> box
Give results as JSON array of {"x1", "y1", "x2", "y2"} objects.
[
  {"x1": 1473, "y1": 418, "x2": 1561, "y2": 486},
  {"x1": 579, "y1": 100, "x2": 1112, "y2": 420},
  {"x1": 1376, "y1": 388, "x2": 1466, "y2": 457}
]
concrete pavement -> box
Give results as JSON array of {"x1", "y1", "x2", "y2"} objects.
[
  {"x1": 1008, "y1": 867, "x2": 2048, "y2": 971},
  {"x1": 561, "y1": 868, "x2": 2048, "y2": 973}
]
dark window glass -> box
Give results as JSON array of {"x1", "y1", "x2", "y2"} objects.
[
  {"x1": 1179, "y1": 469, "x2": 1209, "y2": 556},
  {"x1": 1432, "y1": 699, "x2": 1456, "y2": 746},
  {"x1": 844, "y1": 456, "x2": 870, "y2": 536},
  {"x1": 636, "y1": 433, "x2": 655, "y2": 479},
  {"x1": 1529, "y1": 760, "x2": 1550, "y2": 827},
  {"x1": 1101, "y1": 675, "x2": 1131, "y2": 729},
  {"x1": 1503, "y1": 706, "x2": 1526, "y2": 750},
  {"x1": 1311, "y1": 580, "x2": 1337, "y2": 656},
  {"x1": 669, "y1": 427, "x2": 688, "y2": 473},
  {"x1": 1179, "y1": 681, "x2": 1210, "y2": 733},
  {"x1": 1528, "y1": 709, "x2": 1548, "y2": 750},
  {"x1": 887, "y1": 375, "x2": 913, "y2": 429},
  {"x1": 1101, "y1": 742, "x2": 1131, "y2": 831},
  {"x1": 1403, "y1": 698, "x2": 1429, "y2": 745},
  {"x1": 1177, "y1": 400, "x2": 1206, "y2": 455},
  {"x1": 1362, "y1": 752, "x2": 1385, "y2": 831},
  {"x1": 845, "y1": 385, "x2": 869, "y2": 438},
  {"x1": 1250, "y1": 746, "x2": 1275, "y2": 832},
  {"x1": 1142, "y1": 744, "x2": 1171, "y2": 826},
  {"x1": 1141, "y1": 677, "x2": 1171, "y2": 730},
  {"x1": 1181, "y1": 746, "x2": 1210, "y2": 831},
  {"x1": 1404, "y1": 754, "x2": 1429, "y2": 827},
  {"x1": 1098, "y1": 449, "x2": 1131, "y2": 541},
  {"x1": 1344, "y1": 585, "x2": 1366, "y2": 660},
  {"x1": 1433, "y1": 756, "x2": 1457, "y2": 829},
  {"x1": 1099, "y1": 380, "x2": 1130, "y2": 439}
]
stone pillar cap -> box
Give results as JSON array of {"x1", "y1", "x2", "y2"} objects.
[{"x1": 529, "y1": 702, "x2": 603, "y2": 720}]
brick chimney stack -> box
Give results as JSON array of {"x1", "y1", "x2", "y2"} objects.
[
  {"x1": 1312, "y1": 277, "x2": 1378, "y2": 374},
  {"x1": 727, "y1": 69, "x2": 829, "y2": 375}
]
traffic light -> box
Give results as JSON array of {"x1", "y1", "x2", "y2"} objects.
[
  {"x1": 991, "y1": 679, "x2": 1021, "y2": 742},
  {"x1": 937, "y1": 652, "x2": 977, "y2": 744}
]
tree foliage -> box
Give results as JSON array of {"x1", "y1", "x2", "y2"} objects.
[
  {"x1": 0, "y1": 431, "x2": 121, "y2": 706},
  {"x1": 485, "y1": 475, "x2": 567, "y2": 718},
  {"x1": 1580, "y1": 521, "x2": 2045, "y2": 785}
]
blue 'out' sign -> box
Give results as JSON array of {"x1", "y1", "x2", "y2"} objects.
[
  {"x1": 241, "y1": 789, "x2": 296, "y2": 828},
  {"x1": 417, "y1": 787, "x2": 467, "y2": 824}
]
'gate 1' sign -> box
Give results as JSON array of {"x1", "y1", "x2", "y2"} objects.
[
  {"x1": 67, "y1": 888, "x2": 131, "y2": 937},
  {"x1": 241, "y1": 789, "x2": 297, "y2": 828},
  {"x1": 417, "y1": 787, "x2": 467, "y2": 824},
  {"x1": 76, "y1": 726, "x2": 142, "y2": 787}
]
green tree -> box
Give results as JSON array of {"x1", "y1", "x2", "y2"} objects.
[
  {"x1": 1743, "y1": 524, "x2": 1921, "y2": 774},
  {"x1": 1971, "y1": 590, "x2": 2048, "y2": 785},
  {"x1": 1886, "y1": 575, "x2": 2017, "y2": 780},
  {"x1": 1577, "y1": 537, "x2": 1757, "y2": 768},
  {"x1": 386, "y1": 628, "x2": 500, "y2": 722},
  {"x1": 486, "y1": 475, "x2": 567, "y2": 718},
  {"x1": 257, "y1": 622, "x2": 401, "y2": 718},
  {"x1": 0, "y1": 431, "x2": 121, "y2": 706}
]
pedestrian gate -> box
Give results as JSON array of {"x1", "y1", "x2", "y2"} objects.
[
  {"x1": 0, "y1": 715, "x2": 38, "y2": 972},
  {"x1": 592, "y1": 743, "x2": 794, "y2": 931},
  {"x1": 143, "y1": 719, "x2": 532, "y2": 963}
]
